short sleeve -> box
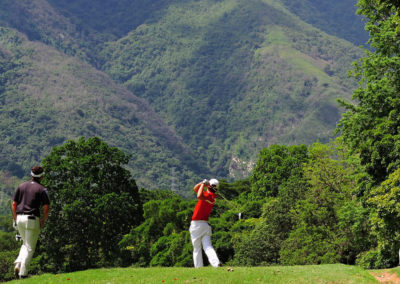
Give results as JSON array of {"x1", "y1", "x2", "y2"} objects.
[
  {"x1": 41, "y1": 188, "x2": 50, "y2": 205},
  {"x1": 12, "y1": 187, "x2": 21, "y2": 203}
]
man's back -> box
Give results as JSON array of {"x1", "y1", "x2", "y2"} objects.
[{"x1": 13, "y1": 181, "x2": 49, "y2": 217}]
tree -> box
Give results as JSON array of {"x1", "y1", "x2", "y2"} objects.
[
  {"x1": 233, "y1": 197, "x2": 297, "y2": 266},
  {"x1": 337, "y1": 0, "x2": 400, "y2": 185},
  {"x1": 0, "y1": 171, "x2": 22, "y2": 215},
  {"x1": 280, "y1": 143, "x2": 370, "y2": 265},
  {"x1": 249, "y1": 144, "x2": 309, "y2": 199},
  {"x1": 233, "y1": 145, "x2": 310, "y2": 266},
  {"x1": 119, "y1": 195, "x2": 194, "y2": 267},
  {"x1": 359, "y1": 168, "x2": 400, "y2": 268},
  {"x1": 38, "y1": 137, "x2": 142, "y2": 272}
]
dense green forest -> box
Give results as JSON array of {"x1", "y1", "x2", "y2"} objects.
[
  {"x1": 0, "y1": 0, "x2": 364, "y2": 190},
  {"x1": 99, "y1": 0, "x2": 362, "y2": 178},
  {"x1": 0, "y1": 27, "x2": 205, "y2": 192}
]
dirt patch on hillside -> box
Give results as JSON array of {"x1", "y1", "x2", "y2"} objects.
[{"x1": 371, "y1": 270, "x2": 400, "y2": 283}]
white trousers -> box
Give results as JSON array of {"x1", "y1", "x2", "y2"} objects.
[
  {"x1": 189, "y1": 220, "x2": 220, "y2": 268},
  {"x1": 14, "y1": 215, "x2": 40, "y2": 276}
]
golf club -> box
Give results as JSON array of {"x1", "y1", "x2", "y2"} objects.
[{"x1": 217, "y1": 190, "x2": 242, "y2": 220}]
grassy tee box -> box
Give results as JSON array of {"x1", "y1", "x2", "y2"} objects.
[{"x1": 7, "y1": 264, "x2": 380, "y2": 284}]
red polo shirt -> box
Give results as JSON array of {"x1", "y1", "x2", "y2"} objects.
[{"x1": 192, "y1": 190, "x2": 217, "y2": 221}]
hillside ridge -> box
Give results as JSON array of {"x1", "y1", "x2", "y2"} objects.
[
  {"x1": 0, "y1": 0, "x2": 365, "y2": 187},
  {"x1": 0, "y1": 27, "x2": 204, "y2": 192}
]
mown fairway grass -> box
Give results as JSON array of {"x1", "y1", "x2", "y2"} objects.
[{"x1": 6, "y1": 264, "x2": 382, "y2": 284}]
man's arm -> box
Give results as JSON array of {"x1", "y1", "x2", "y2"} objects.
[
  {"x1": 12, "y1": 201, "x2": 17, "y2": 221},
  {"x1": 194, "y1": 180, "x2": 210, "y2": 199},
  {"x1": 193, "y1": 183, "x2": 202, "y2": 193},
  {"x1": 198, "y1": 183, "x2": 211, "y2": 200},
  {"x1": 197, "y1": 183, "x2": 205, "y2": 199},
  {"x1": 40, "y1": 204, "x2": 50, "y2": 228}
]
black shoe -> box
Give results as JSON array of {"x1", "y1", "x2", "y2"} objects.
[{"x1": 20, "y1": 275, "x2": 28, "y2": 279}]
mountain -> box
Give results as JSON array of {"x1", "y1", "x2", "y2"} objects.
[
  {"x1": 280, "y1": 0, "x2": 368, "y2": 46},
  {"x1": 0, "y1": 27, "x2": 205, "y2": 193},
  {"x1": 98, "y1": 0, "x2": 363, "y2": 178},
  {"x1": 0, "y1": 0, "x2": 365, "y2": 189}
]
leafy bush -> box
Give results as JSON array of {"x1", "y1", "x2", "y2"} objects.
[
  {"x1": 0, "y1": 249, "x2": 18, "y2": 281},
  {"x1": 119, "y1": 195, "x2": 195, "y2": 267},
  {"x1": 361, "y1": 168, "x2": 400, "y2": 268}
]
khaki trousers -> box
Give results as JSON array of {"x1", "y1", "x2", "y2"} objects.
[{"x1": 14, "y1": 215, "x2": 40, "y2": 276}]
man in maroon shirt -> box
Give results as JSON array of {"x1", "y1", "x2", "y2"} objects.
[
  {"x1": 12, "y1": 166, "x2": 50, "y2": 279},
  {"x1": 189, "y1": 178, "x2": 221, "y2": 268}
]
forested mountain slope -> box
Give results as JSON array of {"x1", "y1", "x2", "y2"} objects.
[
  {"x1": 99, "y1": 0, "x2": 363, "y2": 178},
  {"x1": 0, "y1": 0, "x2": 365, "y2": 188},
  {"x1": 0, "y1": 28, "x2": 204, "y2": 192},
  {"x1": 281, "y1": 0, "x2": 368, "y2": 46}
]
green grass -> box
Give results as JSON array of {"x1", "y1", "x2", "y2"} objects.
[{"x1": 6, "y1": 264, "x2": 381, "y2": 284}]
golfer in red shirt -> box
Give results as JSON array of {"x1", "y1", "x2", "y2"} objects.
[{"x1": 189, "y1": 179, "x2": 221, "y2": 268}]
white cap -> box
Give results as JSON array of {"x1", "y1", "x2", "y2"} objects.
[
  {"x1": 209, "y1": 179, "x2": 219, "y2": 188},
  {"x1": 31, "y1": 171, "x2": 44, "y2": 178}
]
